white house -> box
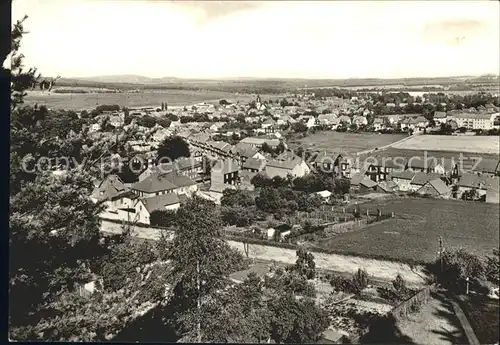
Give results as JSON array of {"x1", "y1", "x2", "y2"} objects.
[{"x1": 265, "y1": 156, "x2": 311, "y2": 179}]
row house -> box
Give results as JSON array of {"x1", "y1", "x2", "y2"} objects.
[
  {"x1": 239, "y1": 137, "x2": 280, "y2": 149},
  {"x1": 131, "y1": 171, "x2": 198, "y2": 198},
  {"x1": 138, "y1": 157, "x2": 203, "y2": 182},
  {"x1": 450, "y1": 112, "x2": 499, "y2": 130}
]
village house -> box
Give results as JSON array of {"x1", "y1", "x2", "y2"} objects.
[
  {"x1": 261, "y1": 118, "x2": 277, "y2": 133},
  {"x1": 234, "y1": 142, "x2": 265, "y2": 163},
  {"x1": 359, "y1": 178, "x2": 377, "y2": 192},
  {"x1": 297, "y1": 115, "x2": 316, "y2": 129},
  {"x1": 89, "y1": 122, "x2": 101, "y2": 133},
  {"x1": 389, "y1": 170, "x2": 416, "y2": 191},
  {"x1": 408, "y1": 172, "x2": 443, "y2": 192},
  {"x1": 209, "y1": 122, "x2": 226, "y2": 132},
  {"x1": 456, "y1": 173, "x2": 499, "y2": 201},
  {"x1": 211, "y1": 158, "x2": 240, "y2": 186},
  {"x1": 349, "y1": 171, "x2": 367, "y2": 191},
  {"x1": 365, "y1": 157, "x2": 407, "y2": 182},
  {"x1": 372, "y1": 118, "x2": 386, "y2": 131},
  {"x1": 312, "y1": 151, "x2": 342, "y2": 174},
  {"x1": 139, "y1": 157, "x2": 203, "y2": 182},
  {"x1": 433, "y1": 111, "x2": 448, "y2": 124},
  {"x1": 379, "y1": 114, "x2": 403, "y2": 126},
  {"x1": 131, "y1": 171, "x2": 198, "y2": 198},
  {"x1": 376, "y1": 180, "x2": 398, "y2": 193},
  {"x1": 352, "y1": 115, "x2": 368, "y2": 126},
  {"x1": 90, "y1": 175, "x2": 136, "y2": 209},
  {"x1": 316, "y1": 114, "x2": 337, "y2": 126},
  {"x1": 109, "y1": 113, "x2": 125, "y2": 128},
  {"x1": 242, "y1": 157, "x2": 266, "y2": 173},
  {"x1": 338, "y1": 115, "x2": 351, "y2": 125},
  {"x1": 239, "y1": 137, "x2": 280, "y2": 149},
  {"x1": 470, "y1": 158, "x2": 500, "y2": 176},
  {"x1": 406, "y1": 157, "x2": 440, "y2": 173},
  {"x1": 400, "y1": 116, "x2": 428, "y2": 131},
  {"x1": 416, "y1": 178, "x2": 451, "y2": 198},
  {"x1": 265, "y1": 155, "x2": 311, "y2": 179},
  {"x1": 276, "y1": 115, "x2": 297, "y2": 126},
  {"x1": 133, "y1": 193, "x2": 181, "y2": 225}
]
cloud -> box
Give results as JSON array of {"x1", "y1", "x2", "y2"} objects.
[
  {"x1": 10, "y1": 0, "x2": 500, "y2": 79},
  {"x1": 168, "y1": 0, "x2": 263, "y2": 27},
  {"x1": 422, "y1": 18, "x2": 488, "y2": 45}
]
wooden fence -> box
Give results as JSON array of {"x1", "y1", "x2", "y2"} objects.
[{"x1": 390, "y1": 284, "x2": 435, "y2": 323}]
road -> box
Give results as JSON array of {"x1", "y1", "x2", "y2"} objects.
[{"x1": 100, "y1": 218, "x2": 428, "y2": 287}]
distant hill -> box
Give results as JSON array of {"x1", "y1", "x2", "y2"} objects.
[{"x1": 57, "y1": 74, "x2": 499, "y2": 93}]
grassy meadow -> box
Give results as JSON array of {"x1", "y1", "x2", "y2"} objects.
[
  {"x1": 391, "y1": 135, "x2": 500, "y2": 155},
  {"x1": 24, "y1": 89, "x2": 282, "y2": 110},
  {"x1": 288, "y1": 131, "x2": 408, "y2": 154},
  {"x1": 312, "y1": 197, "x2": 499, "y2": 263}
]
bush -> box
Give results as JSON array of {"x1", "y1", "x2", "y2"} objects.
[{"x1": 351, "y1": 268, "x2": 369, "y2": 293}]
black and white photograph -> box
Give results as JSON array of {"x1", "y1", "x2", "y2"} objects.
[{"x1": 7, "y1": 0, "x2": 500, "y2": 343}]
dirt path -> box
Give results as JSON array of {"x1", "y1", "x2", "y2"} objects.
[
  {"x1": 397, "y1": 292, "x2": 467, "y2": 345},
  {"x1": 100, "y1": 218, "x2": 428, "y2": 286}
]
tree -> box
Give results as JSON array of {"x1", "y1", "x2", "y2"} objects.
[
  {"x1": 255, "y1": 187, "x2": 284, "y2": 214},
  {"x1": 165, "y1": 197, "x2": 245, "y2": 342},
  {"x1": 437, "y1": 249, "x2": 486, "y2": 292},
  {"x1": 156, "y1": 136, "x2": 190, "y2": 162},
  {"x1": 136, "y1": 114, "x2": 156, "y2": 128},
  {"x1": 221, "y1": 189, "x2": 254, "y2": 208},
  {"x1": 261, "y1": 142, "x2": 274, "y2": 155},
  {"x1": 485, "y1": 249, "x2": 499, "y2": 285},
  {"x1": 292, "y1": 122, "x2": 308, "y2": 133},
  {"x1": 289, "y1": 248, "x2": 316, "y2": 280},
  {"x1": 8, "y1": 17, "x2": 151, "y2": 341},
  {"x1": 268, "y1": 294, "x2": 329, "y2": 344}
]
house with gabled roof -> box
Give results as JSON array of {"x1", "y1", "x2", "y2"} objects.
[
  {"x1": 365, "y1": 157, "x2": 408, "y2": 182},
  {"x1": 433, "y1": 111, "x2": 448, "y2": 124},
  {"x1": 265, "y1": 155, "x2": 310, "y2": 179},
  {"x1": 131, "y1": 172, "x2": 198, "y2": 198},
  {"x1": 312, "y1": 151, "x2": 342, "y2": 174},
  {"x1": 407, "y1": 157, "x2": 439, "y2": 173},
  {"x1": 470, "y1": 158, "x2": 500, "y2": 176},
  {"x1": 234, "y1": 142, "x2": 265, "y2": 163},
  {"x1": 134, "y1": 193, "x2": 181, "y2": 225},
  {"x1": 91, "y1": 174, "x2": 137, "y2": 209},
  {"x1": 211, "y1": 158, "x2": 240, "y2": 186},
  {"x1": 416, "y1": 178, "x2": 451, "y2": 198},
  {"x1": 359, "y1": 178, "x2": 377, "y2": 192},
  {"x1": 242, "y1": 158, "x2": 266, "y2": 173},
  {"x1": 409, "y1": 172, "x2": 443, "y2": 192},
  {"x1": 457, "y1": 173, "x2": 498, "y2": 200},
  {"x1": 389, "y1": 170, "x2": 416, "y2": 191}
]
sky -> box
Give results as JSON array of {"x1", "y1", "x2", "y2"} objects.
[{"x1": 10, "y1": 0, "x2": 500, "y2": 79}]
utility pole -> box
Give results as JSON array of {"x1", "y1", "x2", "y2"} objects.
[{"x1": 439, "y1": 236, "x2": 444, "y2": 273}]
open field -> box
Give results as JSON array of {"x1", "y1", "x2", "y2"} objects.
[
  {"x1": 288, "y1": 131, "x2": 408, "y2": 154},
  {"x1": 390, "y1": 135, "x2": 500, "y2": 155},
  {"x1": 314, "y1": 198, "x2": 499, "y2": 263},
  {"x1": 24, "y1": 89, "x2": 281, "y2": 111},
  {"x1": 363, "y1": 147, "x2": 500, "y2": 162}
]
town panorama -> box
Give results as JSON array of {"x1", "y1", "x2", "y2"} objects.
[{"x1": 8, "y1": 0, "x2": 500, "y2": 343}]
